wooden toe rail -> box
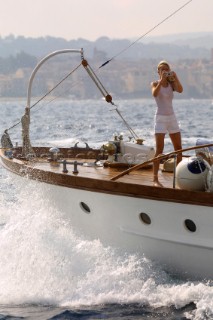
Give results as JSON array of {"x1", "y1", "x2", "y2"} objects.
[{"x1": 111, "y1": 143, "x2": 213, "y2": 181}]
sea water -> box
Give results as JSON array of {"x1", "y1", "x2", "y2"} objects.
[{"x1": 0, "y1": 98, "x2": 213, "y2": 320}]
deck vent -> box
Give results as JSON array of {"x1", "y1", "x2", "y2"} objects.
[
  {"x1": 80, "y1": 202, "x2": 91, "y2": 213},
  {"x1": 139, "y1": 212, "x2": 151, "y2": 225},
  {"x1": 184, "y1": 219, "x2": 196, "y2": 232}
]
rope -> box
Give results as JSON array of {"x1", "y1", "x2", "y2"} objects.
[{"x1": 99, "y1": 0, "x2": 193, "y2": 68}]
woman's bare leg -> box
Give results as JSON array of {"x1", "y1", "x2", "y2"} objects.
[
  {"x1": 169, "y1": 131, "x2": 182, "y2": 163},
  {"x1": 153, "y1": 133, "x2": 165, "y2": 186}
]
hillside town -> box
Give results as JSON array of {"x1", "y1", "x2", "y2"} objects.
[{"x1": 0, "y1": 47, "x2": 212, "y2": 100}]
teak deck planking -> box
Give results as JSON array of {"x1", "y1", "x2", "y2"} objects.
[
  {"x1": 1, "y1": 147, "x2": 213, "y2": 207},
  {"x1": 31, "y1": 157, "x2": 173, "y2": 188}
]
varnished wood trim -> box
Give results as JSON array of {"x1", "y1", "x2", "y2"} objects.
[
  {"x1": 1, "y1": 149, "x2": 213, "y2": 207},
  {"x1": 111, "y1": 143, "x2": 213, "y2": 181}
]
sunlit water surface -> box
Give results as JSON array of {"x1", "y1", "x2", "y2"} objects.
[{"x1": 0, "y1": 98, "x2": 213, "y2": 319}]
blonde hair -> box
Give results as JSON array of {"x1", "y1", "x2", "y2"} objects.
[{"x1": 157, "y1": 60, "x2": 170, "y2": 70}]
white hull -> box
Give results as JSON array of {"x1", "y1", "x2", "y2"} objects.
[
  {"x1": 1, "y1": 48, "x2": 213, "y2": 281},
  {"x1": 15, "y1": 173, "x2": 213, "y2": 280}
]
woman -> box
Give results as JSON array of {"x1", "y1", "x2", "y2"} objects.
[{"x1": 151, "y1": 60, "x2": 183, "y2": 187}]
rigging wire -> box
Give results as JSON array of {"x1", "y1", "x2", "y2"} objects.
[
  {"x1": 95, "y1": 0, "x2": 194, "y2": 137},
  {"x1": 5, "y1": 0, "x2": 193, "y2": 138},
  {"x1": 30, "y1": 62, "x2": 82, "y2": 111},
  {"x1": 7, "y1": 62, "x2": 82, "y2": 132},
  {"x1": 99, "y1": 0, "x2": 193, "y2": 68},
  {"x1": 113, "y1": 107, "x2": 139, "y2": 139}
]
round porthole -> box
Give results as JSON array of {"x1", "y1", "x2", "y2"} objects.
[
  {"x1": 80, "y1": 202, "x2": 91, "y2": 213},
  {"x1": 139, "y1": 212, "x2": 151, "y2": 225},
  {"x1": 184, "y1": 219, "x2": 196, "y2": 232}
]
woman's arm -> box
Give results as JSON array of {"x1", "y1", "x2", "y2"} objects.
[
  {"x1": 151, "y1": 80, "x2": 163, "y2": 97},
  {"x1": 171, "y1": 72, "x2": 183, "y2": 93},
  {"x1": 151, "y1": 71, "x2": 168, "y2": 97}
]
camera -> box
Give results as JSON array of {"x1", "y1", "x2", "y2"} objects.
[{"x1": 165, "y1": 71, "x2": 175, "y2": 82}]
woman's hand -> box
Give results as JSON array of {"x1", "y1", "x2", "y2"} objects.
[
  {"x1": 160, "y1": 71, "x2": 168, "y2": 81},
  {"x1": 171, "y1": 71, "x2": 183, "y2": 93}
]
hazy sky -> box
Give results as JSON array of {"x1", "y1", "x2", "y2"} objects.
[{"x1": 0, "y1": 0, "x2": 212, "y2": 41}]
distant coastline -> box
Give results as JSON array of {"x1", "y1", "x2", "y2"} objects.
[{"x1": 0, "y1": 33, "x2": 212, "y2": 99}]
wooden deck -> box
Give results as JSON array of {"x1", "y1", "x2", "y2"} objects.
[
  {"x1": 1, "y1": 147, "x2": 213, "y2": 207},
  {"x1": 30, "y1": 157, "x2": 174, "y2": 188}
]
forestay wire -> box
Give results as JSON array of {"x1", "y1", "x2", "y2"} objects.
[
  {"x1": 99, "y1": 0, "x2": 193, "y2": 68},
  {"x1": 95, "y1": 0, "x2": 193, "y2": 139},
  {"x1": 4, "y1": 0, "x2": 193, "y2": 139},
  {"x1": 6, "y1": 62, "x2": 82, "y2": 132}
]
